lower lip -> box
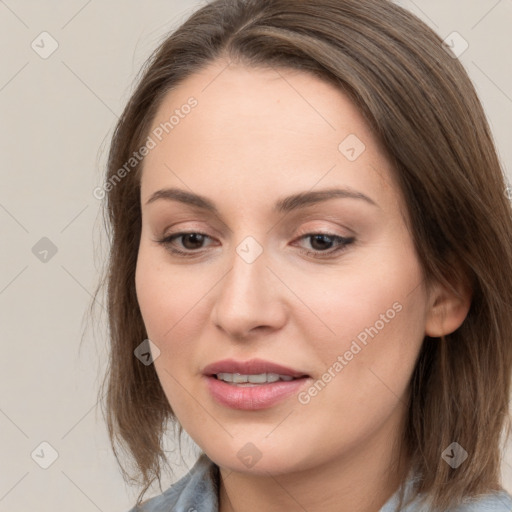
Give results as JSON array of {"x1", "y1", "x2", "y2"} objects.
[{"x1": 205, "y1": 376, "x2": 309, "y2": 410}]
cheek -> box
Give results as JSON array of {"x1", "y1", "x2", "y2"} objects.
[
  {"x1": 136, "y1": 244, "x2": 191, "y2": 337},
  {"x1": 134, "y1": 244, "x2": 216, "y2": 364},
  {"x1": 299, "y1": 248, "x2": 427, "y2": 419},
  {"x1": 135, "y1": 253, "x2": 170, "y2": 340},
  {"x1": 134, "y1": 247, "x2": 204, "y2": 411},
  {"x1": 285, "y1": 246, "x2": 424, "y2": 350}
]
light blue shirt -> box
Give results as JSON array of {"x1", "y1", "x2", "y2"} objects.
[{"x1": 128, "y1": 453, "x2": 512, "y2": 511}]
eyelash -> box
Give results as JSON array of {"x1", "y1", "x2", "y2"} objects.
[{"x1": 154, "y1": 231, "x2": 355, "y2": 259}]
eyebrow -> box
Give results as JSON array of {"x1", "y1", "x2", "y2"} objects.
[{"x1": 144, "y1": 186, "x2": 378, "y2": 213}]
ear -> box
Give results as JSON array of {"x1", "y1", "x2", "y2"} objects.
[{"x1": 424, "y1": 273, "x2": 472, "y2": 338}]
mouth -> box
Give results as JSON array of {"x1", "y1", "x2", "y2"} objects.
[
  {"x1": 202, "y1": 358, "x2": 311, "y2": 410},
  {"x1": 214, "y1": 372, "x2": 297, "y2": 385}
]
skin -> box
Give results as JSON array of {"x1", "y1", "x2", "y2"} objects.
[{"x1": 135, "y1": 59, "x2": 471, "y2": 512}]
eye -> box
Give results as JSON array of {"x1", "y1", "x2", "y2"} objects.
[
  {"x1": 155, "y1": 232, "x2": 213, "y2": 256},
  {"x1": 154, "y1": 231, "x2": 355, "y2": 259},
  {"x1": 294, "y1": 232, "x2": 355, "y2": 258}
]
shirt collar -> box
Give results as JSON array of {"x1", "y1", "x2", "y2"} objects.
[{"x1": 170, "y1": 453, "x2": 421, "y2": 512}]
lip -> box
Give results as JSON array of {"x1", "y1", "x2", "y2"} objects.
[
  {"x1": 202, "y1": 358, "x2": 308, "y2": 378},
  {"x1": 202, "y1": 358, "x2": 310, "y2": 410}
]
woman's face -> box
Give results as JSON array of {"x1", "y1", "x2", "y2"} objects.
[{"x1": 135, "y1": 60, "x2": 431, "y2": 475}]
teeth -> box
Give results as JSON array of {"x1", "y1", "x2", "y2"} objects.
[
  {"x1": 232, "y1": 373, "x2": 247, "y2": 384},
  {"x1": 217, "y1": 372, "x2": 233, "y2": 382},
  {"x1": 248, "y1": 373, "x2": 270, "y2": 383},
  {"x1": 216, "y1": 373, "x2": 295, "y2": 384}
]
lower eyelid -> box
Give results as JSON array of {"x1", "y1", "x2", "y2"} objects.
[
  {"x1": 160, "y1": 233, "x2": 353, "y2": 258},
  {"x1": 295, "y1": 234, "x2": 354, "y2": 253},
  {"x1": 162, "y1": 232, "x2": 213, "y2": 249}
]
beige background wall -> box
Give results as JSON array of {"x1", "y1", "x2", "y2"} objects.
[{"x1": 1, "y1": 1, "x2": 511, "y2": 510}]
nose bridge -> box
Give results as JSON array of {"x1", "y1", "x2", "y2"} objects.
[
  {"x1": 211, "y1": 233, "x2": 283, "y2": 336},
  {"x1": 220, "y1": 234, "x2": 268, "y2": 308}
]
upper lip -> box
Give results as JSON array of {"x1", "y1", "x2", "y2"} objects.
[{"x1": 202, "y1": 358, "x2": 309, "y2": 378}]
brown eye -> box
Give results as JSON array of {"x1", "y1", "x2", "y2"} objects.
[
  {"x1": 156, "y1": 232, "x2": 214, "y2": 256},
  {"x1": 177, "y1": 233, "x2": 208, "y2": 250},
  {"x1": 295, "y1": 233, "x2": 355, "y2": 259},
  {"x1": 309, "y1": 234, "x2": 336, "y2": 251},
  {"x1": 156, "y1": 231, "x2": 355, "y2": 259}
]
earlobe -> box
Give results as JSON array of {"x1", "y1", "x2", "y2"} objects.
[{"x1": 424, "y1": 278, "x2": 472, "y2": 338}]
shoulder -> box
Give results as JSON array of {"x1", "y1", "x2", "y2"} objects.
[
  {"x1": 381, "y1": 469, "x2": 512, "y2": 512},
  {"x1": 125, "y1": 453, "x2": 219, "y2": 512},
  {"x1": 399, "y1": 489, "x2": 512, "y2": 512},
  {"x1": 450, "y1": 490, "x2": 512, "y2": 512}
]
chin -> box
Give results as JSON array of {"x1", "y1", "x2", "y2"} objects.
[{"x1": 197, "y1": 434, "x2": 314, "y2": 476}]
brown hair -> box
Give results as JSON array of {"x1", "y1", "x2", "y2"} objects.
[{"x1": 90, "y1": 0, "x2": 512, "y2": 509}]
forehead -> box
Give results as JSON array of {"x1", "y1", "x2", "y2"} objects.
[{"x1": 140, "y1": 60, "x2": 399, "y2": 215}]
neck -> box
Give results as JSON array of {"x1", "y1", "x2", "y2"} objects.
[{"x1": 218, "y1": 405, "x2": 411, "y2": 512}]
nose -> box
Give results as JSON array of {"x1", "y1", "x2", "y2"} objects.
[{"x1": 210, "y1": 241, "x2": 287, "y2": 341}]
